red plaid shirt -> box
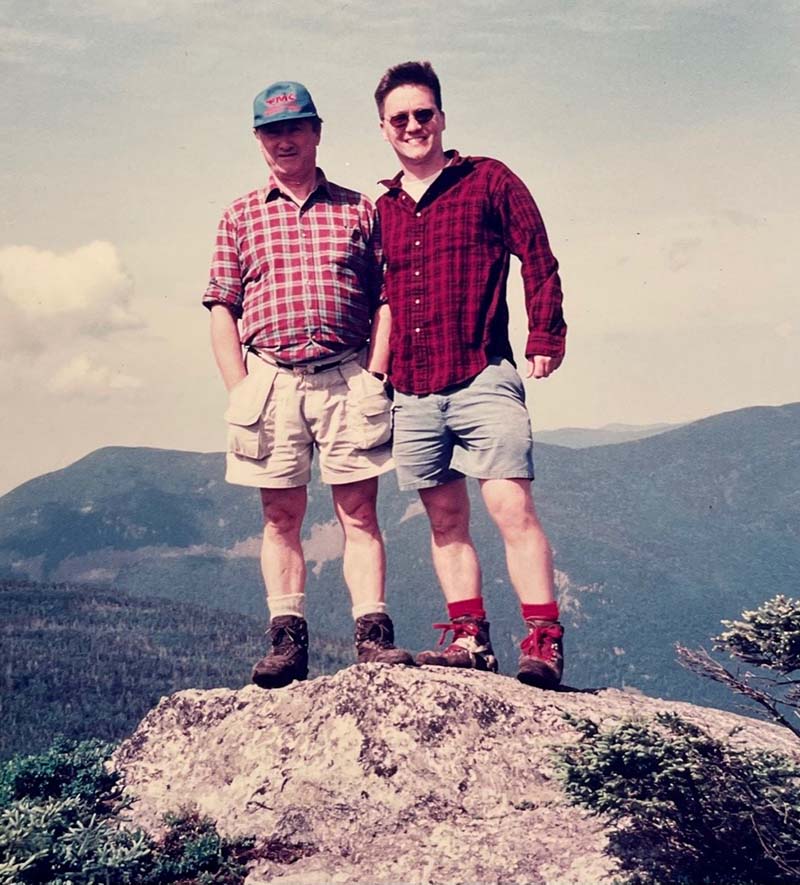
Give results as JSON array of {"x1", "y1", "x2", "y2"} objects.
[
  {"x1": 203, "y1": 170, "x2": 382, "y2": 363},
  {"x1": 377, "y1": 151, "x2": 567, "y2": 395}
]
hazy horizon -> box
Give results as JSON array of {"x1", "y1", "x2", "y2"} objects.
[{"x1": 3, "y1": 399, "x2": 797, "y2": 496}]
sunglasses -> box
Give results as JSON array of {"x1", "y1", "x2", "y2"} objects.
[{"x1": 386, "y1": 108, "x2": 436, "y2": 129}]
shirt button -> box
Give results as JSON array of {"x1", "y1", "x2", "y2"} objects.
[
  {"x1": 414, "y1": 240, "x2": 420, "y2": 246},
  {"x1": 414, "y1": 270, "x2": 420, "y2": 276},
  {"x1": 415, "y1": 327, "x2": 421, "y2": 333},
  {"x1": 414, "y1": 298, "x2": 420, "y2": 304},
  {"x1": 416, "y1": 212, "x2": 421, "y2": 217}
]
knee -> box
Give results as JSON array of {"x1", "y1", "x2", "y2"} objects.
[
  {"x1": 427, "y1": 505, "x2": 469, "y2": 541},
  {"x1": 338, "y1": 498, "x2": 380, "y2": 536},
  {"x1": 262, "y1": 504, "x2": 303, "y2": 539},
  {"x1": 488, "y1": 498, "x2": 540, "y2": 540}
]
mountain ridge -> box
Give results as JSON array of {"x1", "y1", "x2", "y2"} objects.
[{"x1": 2, "y1": 401, "x2": 798, "y2": 715}]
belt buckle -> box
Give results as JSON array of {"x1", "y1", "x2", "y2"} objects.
[{"x1": 292, "y1": 364, "x2": 313, "y2": 376}]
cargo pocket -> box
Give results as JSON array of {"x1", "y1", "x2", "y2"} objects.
[
  {"x1": 356, "y1": 388, "x2": 393, "y2": 450},
  {"x1": 343, "y1": 366, "x2": 393, "y2": 450},
  {"x1": 224, "y1": 363, "x2": 278, "y2": 460}
]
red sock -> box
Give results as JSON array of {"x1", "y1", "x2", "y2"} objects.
[
  {"x1": 447, "y1": 597, "x2": 486, "y2": 621},
  {"x1": 521, "y1": 601, "x2": 560, "y2": 622}
]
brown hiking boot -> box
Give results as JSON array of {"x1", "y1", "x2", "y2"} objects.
[
  {"x1": 415, "y1": 615, "x2": 498, "y2": 672},
  {"x1": 517, "y1": 619, "x2": 564, "y2": 689},
  {"x1": 252, "y1": 615, "x2": 309, "y2": 689},
  {"x1": 354, "y1": 613, "x2": 416, "y2": 665}
]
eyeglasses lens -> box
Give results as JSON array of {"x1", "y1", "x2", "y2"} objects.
[{"x1": 388, "y1": 108, "x2": 435, "y2": 129}]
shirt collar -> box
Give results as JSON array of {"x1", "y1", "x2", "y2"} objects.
[
  {"x1": 378, "y1": 150, "x2": 465, "y2": 192},
  {"x1": 265, "y1": 167, "x2": 331, "y2": 202}
]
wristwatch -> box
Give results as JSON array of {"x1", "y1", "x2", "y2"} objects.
[{"x1": 369, "y1": 371, "x2": 388, "y2": 382}]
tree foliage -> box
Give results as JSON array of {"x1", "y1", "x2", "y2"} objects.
[
  {"x1": 677, "y1": 594, "x2": 800, "y2": 738},
  {"x1": 556, "y1": 712, "x2": 800, "y2": 884},
  {"x1": 716, "y1": 594, "x2": 800, "y2": 673},
  {"x1": 1, "y1": 579, "x2": 353, "y2": 761},
  {"x1": 0, "y1": 739, "x2": 255, "y2": 885}
]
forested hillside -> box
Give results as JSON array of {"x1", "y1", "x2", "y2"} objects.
[{"x1": 0, "y1": 579, "x2": 352, "y2": 760}]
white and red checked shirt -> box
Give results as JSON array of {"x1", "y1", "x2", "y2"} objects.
[{"x1": 203, "y1": 170, "x2": 382, "y2": 363}]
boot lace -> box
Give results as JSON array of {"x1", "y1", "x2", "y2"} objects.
[
  {"x1": 270, "y1": 621, "x2": 305, "y2": 651},
  {"x1": 359, "y1": 619, "x2": 394, "y2": 649},
  {"x1": 432, "y1": 620, "x2": 480, "y2": 650},
  {"x1": 520, "y1": 623, "x2": 562, "y2": 662}
]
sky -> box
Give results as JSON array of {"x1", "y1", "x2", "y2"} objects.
[{"x1": 1, "y1": 0, "x2": 798, "y2": 495}]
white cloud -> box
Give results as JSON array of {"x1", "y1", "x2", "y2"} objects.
[
  {"x1": 48, "y1": 354, "x2": 142, "y2": 395},
  {"x1": 0, "y1": 241, "x2": 131, "y2": 317},
  {"x1": 0, "y1": 241, "x2": 142, "y2": 356}
]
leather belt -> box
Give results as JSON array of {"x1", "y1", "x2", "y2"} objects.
[{"x1": 249, "y1": 345, "x2": 361, "y2": 375}]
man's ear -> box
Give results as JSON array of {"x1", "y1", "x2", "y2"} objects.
[
  {"x1": 254, "y1": 129, "x2": 269, "y2": 163},
  {"x1": 380, "y1": 120, "x2": 389, "y2": 143}
]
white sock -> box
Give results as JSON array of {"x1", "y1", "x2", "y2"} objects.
[
  {"x1": 352, "y1": 600, "x2": 388, "y2": 620},
  {"x1": 268, "y1": 593, "x2": 305, "y2": 620}
]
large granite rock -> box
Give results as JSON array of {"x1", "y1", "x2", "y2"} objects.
[{"x1": 113, "y1": 665, "x2": 797, "y2": 885}]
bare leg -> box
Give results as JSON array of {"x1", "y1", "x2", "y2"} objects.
[
  {"x1": 419, "y1": 479, "x2": 482, "y2": 603},
  {"x1": 253, "y1": 486, "x2": 310, "y2": 689},
  {"x1": 259, "y1": 486, "x2": 307, "y2": 601},
  {"x1": 479, "y1": 477, "x2": 554, "y2": 605},
  {"x1": 331, "y1": 477, "x2": 385, "y2": 610}
]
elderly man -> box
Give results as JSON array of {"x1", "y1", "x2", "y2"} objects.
[
  {"x1": 204, "y1": 80, "x2": 413, "y2": 689},
  {"x1": 373, "y1": 61, "x2": 568, "y2": 688}
]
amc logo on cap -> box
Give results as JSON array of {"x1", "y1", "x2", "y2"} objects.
[
  {"x1": 253, "y1": 81, "x2": 320, "y2": 128},
  {"x1": 265, "y1": 92, "x2": 299, "y2": 114}
]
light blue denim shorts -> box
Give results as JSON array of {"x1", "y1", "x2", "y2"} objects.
[{"x1": 392, "y1": 358, "x2": 535, "y2": 491}]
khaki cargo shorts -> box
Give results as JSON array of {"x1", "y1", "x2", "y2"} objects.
[{"x1": 224, "y1": 350, "x2": 394, "y2": 488}]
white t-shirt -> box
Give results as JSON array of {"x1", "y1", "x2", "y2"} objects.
[{"x1": 402, "y1": 167, "x2": 445, "y2": 203}]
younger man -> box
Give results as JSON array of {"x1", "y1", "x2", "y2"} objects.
[{"x1": 374, "y1": 62, "x2": 567, "y2": 688}]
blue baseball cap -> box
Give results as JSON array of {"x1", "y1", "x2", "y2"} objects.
[{"x1": 253, "y1": 81, "x2": 322, "y2": 129}]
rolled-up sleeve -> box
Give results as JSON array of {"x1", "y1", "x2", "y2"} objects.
[{"x1": 202, "y1": 209, "x2": 244, "y2": 318}]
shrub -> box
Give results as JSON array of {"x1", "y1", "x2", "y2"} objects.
[
  {"x1": 0, "y1": 740, "x2": 254, "y2": 885},
  {"x1": 147, "y1": 810, "x2": 255, "y2": 885},
  {"x1": 556, "y1": 712, "x2": 800, "y2": 884},
  {"x1": 0, "y1": 736, "x2": 120, "y2": 812}
]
